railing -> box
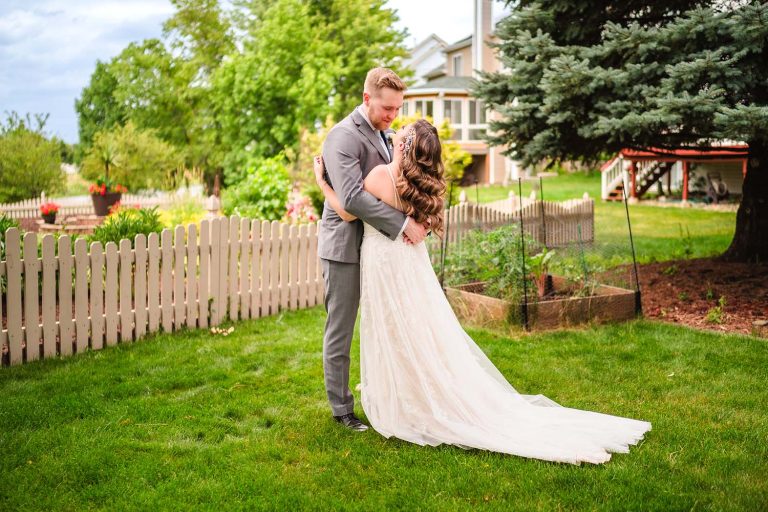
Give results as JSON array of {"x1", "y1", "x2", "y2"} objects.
[
  {"x1": 600, "y1": 155, "x2": 630, "y2": 200},
  {"x1": 1, "y1": 216, "x2": 324, "y2": 367}
]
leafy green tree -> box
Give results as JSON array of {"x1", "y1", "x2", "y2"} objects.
[
  {"x1": 212, "y1": 0, "x2": 408, "y2": 181},
  {"x1": 476, "y1": 1, "x2": 768, "y2": 262},
  {"x1": 81, "y1": 122, "x2": 182, "y2": 191},
  {"x1": 75, "y1": 61, "x2": 127, "y2": 155},
  {"x1": 0, "y1": 113, "x2": 64, "y2": 203}
]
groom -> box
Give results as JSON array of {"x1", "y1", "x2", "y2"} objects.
[{"x1": 319, "y1": 67, "x2": 428, "y2": 431}]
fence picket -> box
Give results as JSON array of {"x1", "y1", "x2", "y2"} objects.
[
  {"x1": 174, "y1": 226, "x2": 186, "y2": 329},
  {"x1": 90, "y1": 243, "x2": 104, "y2": 350},
  {"x1": 134, "y1": 235, "x2": 147, "y2": 339},
  {"x1": 74, "y1": 238, "x2": 89, "y2": 352},
  {"x1": 119, "y1": 239, "x2": 133, "y2": 343},
  {"x1": 298, "y1": 225, "x2": 308, "y2": 309},
  {"x1": 218, "y1": 219, "x2": 229, "y2": 323},
  {"x1": 41, "y1": 235, "x2": 56, "y2": 358},
  {"x1": 270, "y1": 221, "x2": 281, "y2": 314},
  {"x1": 22, "y1": 233, "x2": 40, "y2": 361},
  {"x1": 260, "y1": 220, "x2": 271, "y2": 317},
  {"x1": 249, "y1": 220, "x2": 261, "y2": 318},
  {"x1": 209, "y1": 219, "x2": 221, "y2": 325},
  {"x1": 104, "y1": 242, "x2": 118, "y2": 346},
  {"x1": 198, "y1": 220, "x2": 210, "y2": 328},
  {"x1": 186, "y1": 225, "x2": 198, "y2": 329},
  {"x1": 147, "y1": 233, "x2": 161, "y2": 333},
  {"x1": 228, "y1": 216, "x2": 240, "y2": 321},
  {"x1": 307, "y1": 223, "x2": 318, "y2": 308},
  {"x1": 239, "y1": 218, "x2": 250, "y2": 319},
  {"x1": 280, "y1": 224, "x2": 290, "y2": 311},
  {"x1": 58, "y1": 236, "x2": 74, "y2": 355},
  {"x1": 161, "y1": 229, "x2": 174, "y2": 332}
]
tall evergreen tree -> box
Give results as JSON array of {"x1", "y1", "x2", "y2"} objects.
[{"x1": 476, "y1": 1, "x2": 768, "y2": 262}]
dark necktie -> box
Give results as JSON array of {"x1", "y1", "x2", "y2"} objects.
[{"x1": 379, "y1": 130, "x2": 391, "y2": 161}]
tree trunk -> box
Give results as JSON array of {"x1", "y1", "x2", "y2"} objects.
[{"x1": 722, "y1": 140, "x2": 768, "y2": 263}]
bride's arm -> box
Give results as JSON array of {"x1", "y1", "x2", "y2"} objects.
[{"x1": 314, "y1": 156, "x2": 358, "y2": 222}]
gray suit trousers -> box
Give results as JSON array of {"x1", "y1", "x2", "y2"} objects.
[{"x1": 321, "y1": 258, "x2": 360, "y2": 416}]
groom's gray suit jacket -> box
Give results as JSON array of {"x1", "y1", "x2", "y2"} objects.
[{"x1": 319, "y1": 109, "x2": 407, "y2": 263}]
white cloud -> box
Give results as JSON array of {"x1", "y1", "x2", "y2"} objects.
[{"x1": 0, "y1": 0, "x2": 174, "y2": 141}]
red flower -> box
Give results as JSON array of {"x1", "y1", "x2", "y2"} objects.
[{"x1": 40, "y1": 202, "x2": 60, "y2": 215}]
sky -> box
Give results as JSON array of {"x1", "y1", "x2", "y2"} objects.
[{"x1": 0, "y1": 0, "x2": 509, "y2": 144}]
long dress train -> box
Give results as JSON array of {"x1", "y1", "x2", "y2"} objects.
[{"x1": 358, "y1": 220, "x2": 651, "y2": 465}]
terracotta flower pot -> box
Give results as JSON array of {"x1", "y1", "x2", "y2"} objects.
[
  {"x1": 42, "y1": 212, "x2": 57, "y2": 225},
  {"x1": 91, "y1": 192, "x2": 122, "y2": 216}
]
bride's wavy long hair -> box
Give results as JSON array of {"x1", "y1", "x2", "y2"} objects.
[{"x1": 396, "y1": 119, "x2": 447, "y2": 237}]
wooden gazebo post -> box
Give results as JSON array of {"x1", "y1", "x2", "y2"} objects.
[
  {"x1": 629, "y1": 161, "x2": 638, "y2": 200},
  {"x1": 682, "y1": 161, "x2": 690, "y2": 203}
]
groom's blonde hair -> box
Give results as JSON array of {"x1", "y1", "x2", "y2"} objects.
[{"x1": 364, "y1": 67, "x2": 406, "y2": 97}]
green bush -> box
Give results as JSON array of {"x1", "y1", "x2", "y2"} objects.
[
  {"x1": 222, "y1": 154, "x2": 290, "y2": 221},
  {"x1": 88, "y1": 207, "x2": 164, "y2": 248},
  {"x1": 0, "y1": 113, "x2": 64, "y2": 203}
]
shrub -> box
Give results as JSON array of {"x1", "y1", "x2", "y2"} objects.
[
  {"x1": 88, "y1": 206, "x2": 164, "y2": 248},
  {"x1": 0, "y1": 112, "x2": 64, "y2": 203},
  {"x1": 222, "y1": 154, "x2": 290, "y2": 221}
]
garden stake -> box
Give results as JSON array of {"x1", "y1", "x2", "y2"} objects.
[
  {"x1": 622, "y1": 181, "x2": 643, "y2": 317},
  {"x1": 518, "y1": 178, "x2": 530, "y2": 330}
]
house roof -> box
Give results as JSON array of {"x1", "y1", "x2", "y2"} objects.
[
  {"x1": 407, "y1": 75, "x2": 476, "y2": 93},
  {"x1": 409, "y1": 34, "x2": 448, "y2": 53},
  {"x1": 444, "y1": 35, "x2": 472, "y2": 53},
  {"x1": 423, "y1": 64, "x2": 446, "y2": 79}
]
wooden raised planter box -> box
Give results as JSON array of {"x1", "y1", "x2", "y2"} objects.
[{"x1": 446, "y1": 275, "x2": 638, "y2": 331}]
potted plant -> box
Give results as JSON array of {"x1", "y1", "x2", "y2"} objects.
[
  {"x1": 40, "y1": 202, "x2": 59, "y2": 224},
  {"x1": 89, "y1": 177, "x2": 127, "y2": 216}
]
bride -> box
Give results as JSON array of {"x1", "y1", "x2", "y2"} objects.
[{"x1": 313, "y1": 119, "x2": 651, "y2": 465}]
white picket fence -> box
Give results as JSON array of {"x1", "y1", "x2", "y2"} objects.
[
  {"x1": 437, "y1": 196, "x2": 593, "y2": 248},
  {"x1": 0, "y1": 193, "x2": 181, "y2": 219},
  {"x1": 0, "y1": 216, "x2": 323, "y2": 366}
]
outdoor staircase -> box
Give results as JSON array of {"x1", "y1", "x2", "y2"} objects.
[{"x1": 602, "y1": 156, "x2": 674, "y2": 201}]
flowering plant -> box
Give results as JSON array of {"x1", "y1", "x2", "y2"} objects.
[
  {"x1": 89, "y1": 177, "x2": 127, "y2": 196},
  {"x1": 283, "y1": 190, "x2": 318, "y2": 224},
  {"x1": 39, "y1": 202, "x2": 60, "y2": 215}
]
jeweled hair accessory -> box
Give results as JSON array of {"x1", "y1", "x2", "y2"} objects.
[{"x1": 403, "y1": 128, "x2": 416, "y2": 154}]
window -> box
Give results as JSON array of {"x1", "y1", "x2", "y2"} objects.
[
  {"x1": 414, "y1": 100, "x2": 433, "y2": 118},
  {"x1": 443, "y1": 99, "x2": 462, "y2": 139},
  {"x1": 469, "y1": 100, "x2": 487, "y2": 124},
  {"x1": 453, "y1": 54, "x2": 463, "y2": 76},
  {"x1": 402, "y1": 101, "x2": 409, "y2": 117},
  {"x1": 443, "y1": 100, "x2": 462, "y2": 124}
]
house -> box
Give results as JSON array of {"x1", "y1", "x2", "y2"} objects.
[{"x1": 401, "y1": 0, "x2": 517, "y2": 185}]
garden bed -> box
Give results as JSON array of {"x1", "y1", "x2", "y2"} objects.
[{"x1": 446, "y1": 275, "x2": 637, "y2": 331}]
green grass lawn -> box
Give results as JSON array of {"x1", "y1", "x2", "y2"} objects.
[
  {"x1": 2, "y1": 307, "x2": 766, "y2": 510},
  {"x1": 462, "y1": 173, "x2": 736, "y2": 264}
]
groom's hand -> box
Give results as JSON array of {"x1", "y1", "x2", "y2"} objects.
[{"x1": 402, "y1": 217, "x2": 428, "y2": 245}]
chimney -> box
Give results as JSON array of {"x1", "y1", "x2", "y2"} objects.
[{"x1": 473, "y1": 0, "x2": 493, "y2": 77}]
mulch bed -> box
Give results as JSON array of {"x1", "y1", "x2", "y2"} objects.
[{"x1": 636, "y1": 258, "x2": 768, "y2": 336}]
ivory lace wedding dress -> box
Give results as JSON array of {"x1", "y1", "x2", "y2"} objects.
[{"x1": 358, "y1": 170, "x2": 651, "y2": 465}]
